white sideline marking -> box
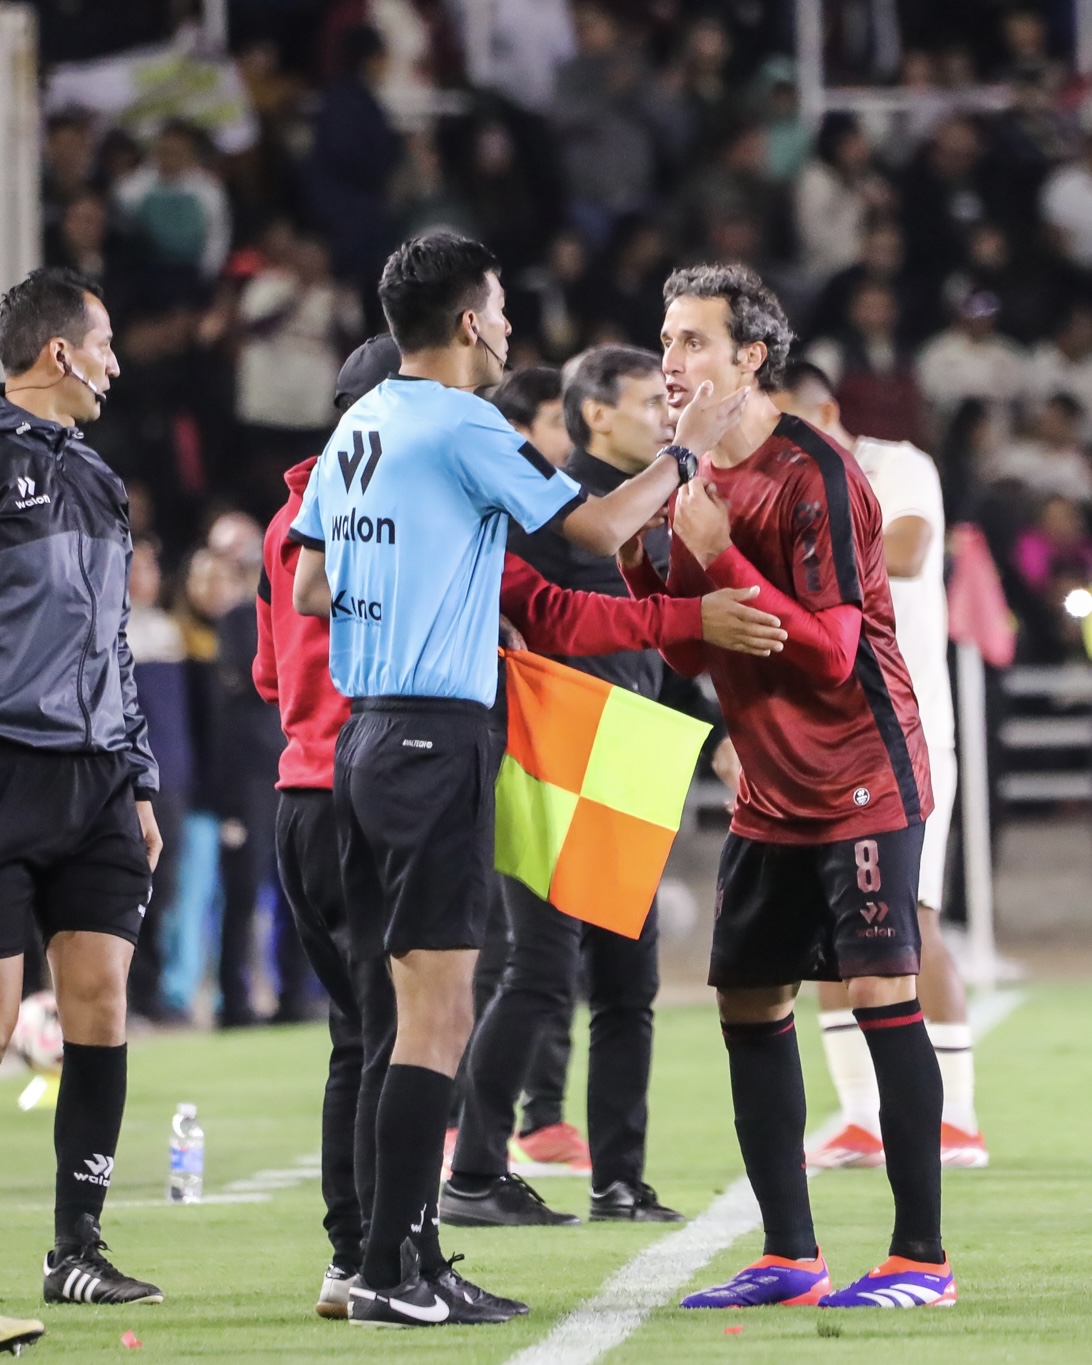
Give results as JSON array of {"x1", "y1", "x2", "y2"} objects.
[{"x1": 504, "y1": 990, "x2": 1024, "y2": 1365}]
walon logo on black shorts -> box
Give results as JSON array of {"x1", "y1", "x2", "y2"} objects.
[{"x1": 331, "y1": 592, "x2": 382, "y2": 622}]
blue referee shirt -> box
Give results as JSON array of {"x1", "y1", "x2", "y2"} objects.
[{"x1": 290, "y1": 376, "x2": 585, "y2": 707}]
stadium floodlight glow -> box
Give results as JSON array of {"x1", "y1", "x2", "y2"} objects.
[{"x1": 1063, "y1": 587, "x2": 1092, "y2": 620}]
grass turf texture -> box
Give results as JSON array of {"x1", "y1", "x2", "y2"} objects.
[{"x1": 0, "y1": 987, "x2": 1088, "y2": 1362}]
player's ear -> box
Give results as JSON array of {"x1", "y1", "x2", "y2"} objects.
[
  {"x1": 821, "y1": 397, "x2": 841, "y2": 428},
  {"x1": 583, "y1": 397, "x2": 611, "y2": 436},
  {"x1": 457, "y1": 308, "x2": 478, "y2": 348},
  {"x1": 739, "y1": 339, "x2": 767, "y2": 381}
]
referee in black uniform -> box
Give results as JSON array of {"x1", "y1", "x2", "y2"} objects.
[{"x1": 0, "y1": 268, "x2": 164, "y2": 1306}]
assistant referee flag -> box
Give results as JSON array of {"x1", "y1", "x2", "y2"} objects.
[{"x1": 495, "y1": 650, "x2": 711, "y2": 939}]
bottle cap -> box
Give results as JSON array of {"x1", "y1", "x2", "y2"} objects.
[{"x1": 178, "y1": 1103, "x2": 197, "y2": 1119}]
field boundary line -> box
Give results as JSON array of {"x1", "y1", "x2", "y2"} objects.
[{"x1": 504, "y1": 988, "x2": 1024, "y2": 1365}]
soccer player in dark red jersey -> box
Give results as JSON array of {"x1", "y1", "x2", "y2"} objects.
[{"x1": 620, "y1": 263, "x2": 956, "y2": 1310}]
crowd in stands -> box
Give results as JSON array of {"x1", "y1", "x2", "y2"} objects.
[{"x1": 19, "y1": 0, "x2": 1092, "y2": 1019}]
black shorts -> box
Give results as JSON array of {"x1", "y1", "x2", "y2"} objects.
[
  {"x1": 709, "y1": 822, "x2": 926, "y2": 990},
  {"x1": 333, "y1": 698, "x2": 497, "y2": 959},
  {"x1": 0, "y1": 739, "x2": 153, "y2": 959}
]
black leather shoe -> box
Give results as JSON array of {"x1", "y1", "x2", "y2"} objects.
[
  {"x1": 439, "y1": 1173, "x2": 581, "y2": 1227},
  {"x1": 589, "y1": 1181, "x2": 685, "y2": 1223}
]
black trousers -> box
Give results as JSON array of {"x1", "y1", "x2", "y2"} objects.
[
  {"x1": 128, "y1": 787, "x2": 186, "y2": 1016},
  {"x1": 453, "y1": 874, "x2": 660, "y2": 1190},
  {"x1": 275, "y1": 789, "x2": 396, "y2": 1267},
  {"x1": 450, "y1": 876, "x2": 574, "y2": 1133}
]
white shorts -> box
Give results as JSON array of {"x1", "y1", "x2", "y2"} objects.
[{"x1": 919, "y1": 745, "x2": 956, "y2": 912}]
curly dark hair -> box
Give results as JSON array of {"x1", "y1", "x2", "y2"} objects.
[{"x1": 662, "y1": 263, "x2": 794, "y2": 390}]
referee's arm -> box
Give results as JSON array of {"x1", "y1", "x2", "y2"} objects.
[
  {"x1": 558, "y1": 452, "x2": 679, "y2": 555},
  {"x1": 294, "y1": 546, "x2": 331, "y2": 618}
]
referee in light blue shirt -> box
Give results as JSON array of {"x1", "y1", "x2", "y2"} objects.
[{"x1": 291, "y1": 232, "x2": 738, "y2": 1325}]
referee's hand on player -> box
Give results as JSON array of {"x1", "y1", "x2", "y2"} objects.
[{"x1": 700, "y1": 587, "x2": 785, "y2": 656}]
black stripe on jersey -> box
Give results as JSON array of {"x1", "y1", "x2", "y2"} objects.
[
  {"x1": 778, "y1": 415, "x2": 862, "y2": 606},
  {"x1": 544, "y1": 488, "x2": 589, "y2": 530},
  {"x1": 287, "y1": 527, "x2": 325, "y2": 551},
  {"x1": 853, "y1": 634, "x2": 923, "y2": 823},
  {"x1": 779, "y1": 416, "x2": 920, "y2": 823},
  {"x1": 517, "y1": 440, "x2": 558, "y2": 480},
  {"x1": 257, "y1": 566, "x2": 272, "y2": 603}
]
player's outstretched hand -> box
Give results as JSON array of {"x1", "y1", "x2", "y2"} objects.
[
  {"x1": 673, "y1": 380, "x2": 750, "y2": 456},
  {"x1": 500, "y1": 614, "x2": 527, "y2": 651},
  {"x1": 700, "y1": 586, "x2": 786, "y2": 656},
  {"x1": 674, "y1": 479, "x2": 733, "y2": 567}
]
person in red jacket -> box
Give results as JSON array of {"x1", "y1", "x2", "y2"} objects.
[{"x1": 253, "y1": 334, "x2": 785, "y2": 1319}]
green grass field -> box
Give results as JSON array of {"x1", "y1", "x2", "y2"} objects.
[{"x1": 2, "y1": 985, "x2": 1090, "y2": 1363}]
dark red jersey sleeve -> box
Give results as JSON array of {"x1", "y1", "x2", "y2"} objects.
[
  {"x1": 784, "y1": 456, "x2": 865, "y2": 612},
  {"x1": 501, "y1": 551, "x2": 704, "y2": 660}
]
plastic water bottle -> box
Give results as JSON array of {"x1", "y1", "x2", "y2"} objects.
[{"x1": 167, "y1": 1103, "x2": 204, "y2": 1204}]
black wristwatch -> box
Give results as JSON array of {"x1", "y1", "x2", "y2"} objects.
[{"x1": 659, "y1": 444, "x2": 698, "y2": 484}]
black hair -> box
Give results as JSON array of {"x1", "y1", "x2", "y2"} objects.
[
  {"x1": 1043, "y1": 390, "x2": 1084, "y2": 421},
  {"x1": 663, "y1": 263, "x2": 794, "y2": 390},
  {"x1": 378, "y1": 232, "x2": 499, "y2": 352},
  {"x1": 780, "y1": 358, "x2": 837, "y2": 399},
  {"x1": 561, "y1": 345, "x2": 662, "y2": 447},
  {"x1": 0, "y1": 267, "x2": 104, "y2": 377},
  {"x1": 816, "y1": 111, "x2": 862, "y2": 167},
  {"x1": 491, "y1": 366, "x2": 562, "y2": 429}
]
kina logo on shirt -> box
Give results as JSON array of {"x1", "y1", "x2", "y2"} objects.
[{"x1": 330, "y1": 591, "x2": 382, "y2": 622}]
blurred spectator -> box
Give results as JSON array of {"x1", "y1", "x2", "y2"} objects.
[
  {"x1": 553, "y1": 2, "x2": 657, "y2": 247},
  {"x1": 751, "y1": 57, "x2": 811, "y2": 184},
  {"x1": 998, "y1": 6, "x2": 1067, "y2": 93},
  {"x1": 42, "y1": 111, "x2": 94, "y2": 229},
  {"x1": 1026, "y1": 305, "x2": 1092, "y2": 440},
  {"x1": 917, "y1": 289, "x2": 1027, "y2": 437},
  {"x1": 393, "y1": 128, "x2": 476, "y2": 240},
  {"x1": 807, "y1": 280, "x2": 925, "y2": 444},
  {"x1": 460, "y1": 119, "x2": 545, "y2": 270},
  {"x1": 899, "y1": 117, "x2": 1002, "y2": 297},
  {"x1": 304, "y1": 25, "x2": 403, "y2": 284},
  {"x1": 938, "y1": 395, "x2": 995, "y2": 523},
  {"x1": 451, "y1": 0, "x2": 576, "y2": 115},
  {"x1": 1010, "y1": 495, "x2": 1092, "y2": 661},
  {"x1": 490, "y1": 366, "x2": 570, "y2": 467},
  {"x1": 114, "y1": 120, "x2": 232, "y2": 291},
  {"x1": 683, "y1": 121, "x2": 794, "y2": 265},
  {"x1": 126, "y1": 536, "x2": 193, "y2": 1024},
  {"x1": 508, "y1": 231, "x2": 596, "y2": 362},
  {"x1": 804, "y1": 218, "x2": 919, "y2": 344},
  {"x1": 158, "y1": 547, "x2": 242, "y2": 1019},
  {"x1": 657, "y1": 12, "x2": 738, "y2": 161},
  {"x1": 794, "y1": 112, "x2": 891, "y2": 287},
  {"x1": 1039, "y1": 104, "x2": 1092, "y2": 275},
  {"x1": 208, "y1": 513, "x2": 313, "y2": 1026},
  {"x1": 984, "y1": 394, "x2": 1092, "y2": 504},
  {"x1": 945, "y1": 220, "x2": 1061, "y2": 346},
  {"x1": 593, "y1": 217, "x2": 674, "y2": 350},
  {"x1": 235, "y1": 229, "x2": 362, "y2": 517},
  {"x1": 43, "y1": 190, "x2": 146, "y2": 329},
  {"x1": 94, "y1": 128, "x2": 143, "y2": 195}
]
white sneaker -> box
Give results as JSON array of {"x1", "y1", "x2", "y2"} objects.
[{"x1": 316, "y1": 1263, "x2": 358, "y2": 1320}]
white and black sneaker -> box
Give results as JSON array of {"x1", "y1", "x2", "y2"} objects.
[
  {"x1": 316, "y1": 1262, "x2": 359, "y2": 1319},
  {"x1": 43, "y1": 1215, "x2": 163, "y2": 1306},
  {"x1": 348, "y1": 1239, "x2": 525, "y2": 1327}
]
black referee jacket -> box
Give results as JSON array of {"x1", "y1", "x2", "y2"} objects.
[{"x1": 0, "y1": 394, "x2": 158, "y2": 796}]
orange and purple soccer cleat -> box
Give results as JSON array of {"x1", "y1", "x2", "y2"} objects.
[
  {"x1": 819, "y1": 1255, "x2": 957, "y2": 1308},
  {"x1": 681, "y1": 1251, "x2": 831, "y2": 1308}
]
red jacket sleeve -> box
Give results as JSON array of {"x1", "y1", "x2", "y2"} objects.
[
  {"x1": 617, "y1": 549, "x2": 709, "y2": 679},
  {"x1": 704, "y1": 544, "x2": 862, "y2": 685},
  {"x1": 500, "y1": 551, "x2": 704, "y2": 661},
  {"x1": 252, "y1": 550, "x2": 280, "y2": 707}
]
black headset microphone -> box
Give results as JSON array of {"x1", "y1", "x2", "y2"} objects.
[
  {"x1": 60, "y1": 354, "x2": 107, "y2": 406},
  {"x1": 470, "y1": 324, "x2": 506, "y2": 374}
]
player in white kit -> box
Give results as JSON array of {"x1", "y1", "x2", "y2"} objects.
[{"x1": 775, "y1": 361, "x2": 988, "y2": 1170}]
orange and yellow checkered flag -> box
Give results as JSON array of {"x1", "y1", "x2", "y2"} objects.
[{"x1": 495, "y1": 650, "x2": 711, "y2": 939}]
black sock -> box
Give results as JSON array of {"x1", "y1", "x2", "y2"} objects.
[
  {"x1": 362, "y1": 1064, "x2": 452, "y2": 1289},
  {"x1": 855, "y1": 999, "x2": 943, "y2": 1264},
  {"x1": 721, "y1": 1014, "x2": 817, "y2": 1261},
  {"x1": 54, "y1": 1042, "x2": 127, "y2": 1245}
]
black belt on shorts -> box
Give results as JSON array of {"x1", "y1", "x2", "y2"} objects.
[{"x1": 350, "y1": 695, "x2": 488, "y2": 717}]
